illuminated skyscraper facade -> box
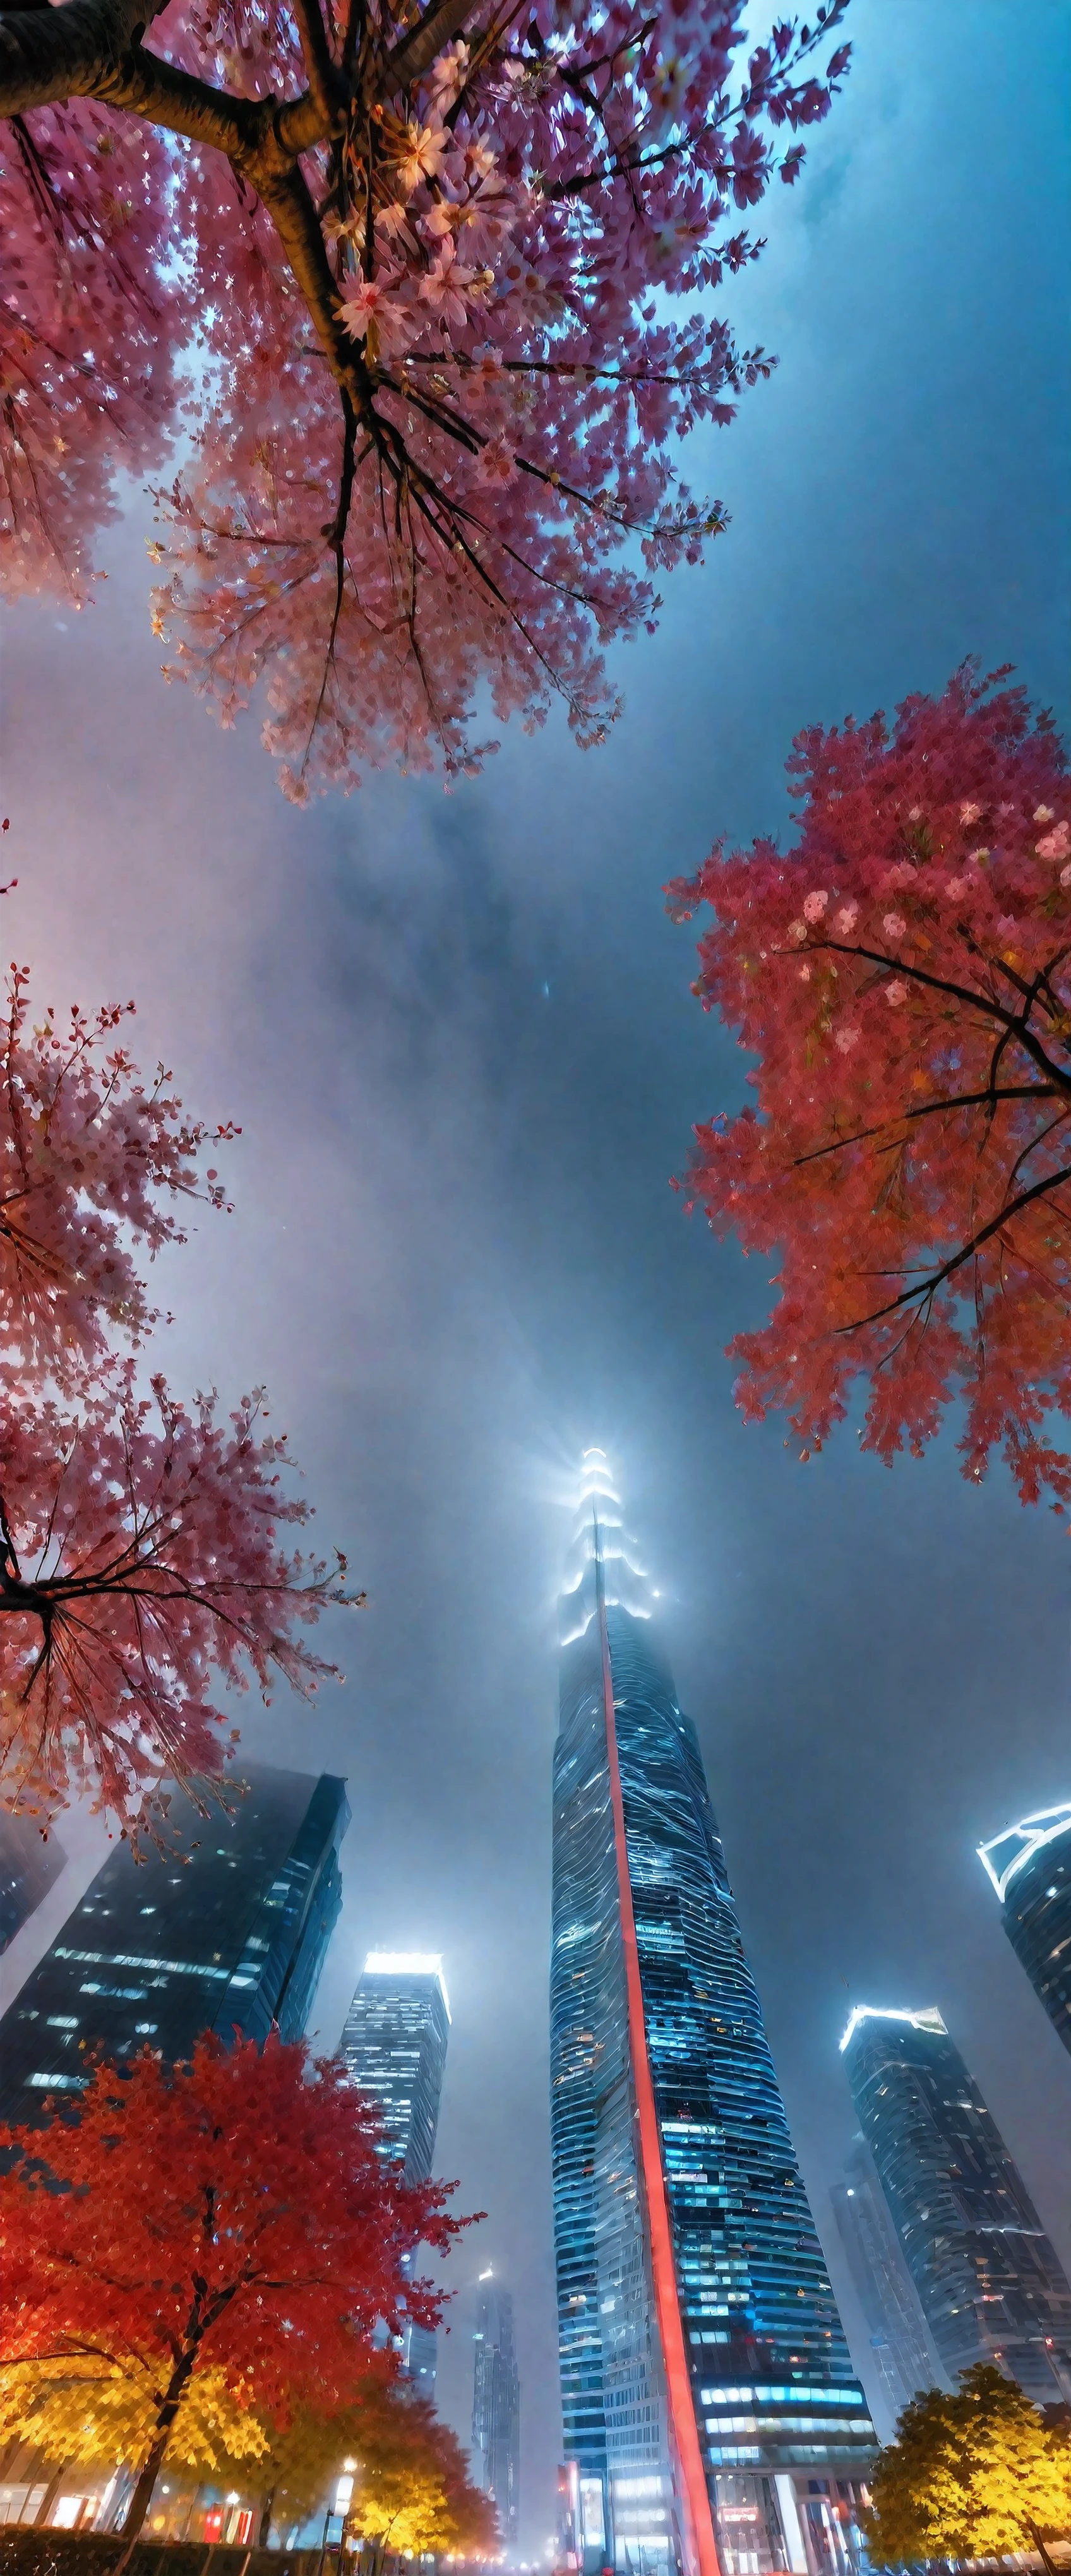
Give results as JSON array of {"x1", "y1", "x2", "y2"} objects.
[
  {"x1": 340, "y1": 1953, "x2": 451, "y2": 2395},
  {"x1": 830, "y1": 2140, "x2": 945, "y2": 2438},
  {"x1": 840, "y1": 2005, "x2": 1071, "y2": 2407},
  {"x1": 472, "y1": 2277, "x2": 520, "y2": 2544},
  {"x1": 0, "y1": 1766, "x2": 349, "y2": 2123},
  {"x1": 550, "y1": 1457, "x2": 875, "y2": 2576},
  {"x1": 978, "y1": 1805, "x2": 1071, "y2": 2060}
]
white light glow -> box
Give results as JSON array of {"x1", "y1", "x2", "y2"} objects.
[
  {"x1": 363, "y1": 1953, "x2": 451, "y2": 2020},
  {"x1": 839, "y1": 2003, "x2": 947, "y2": 2052},
  {"x1": 977, "y1": 1803, "x2": 1071, "y2": 1902}
]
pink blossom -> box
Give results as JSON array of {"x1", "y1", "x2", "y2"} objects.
[
  {"x1": 802, "y1": 890, "x2": 828, "y2": 922},
  {"x1": 967, "y1": 847, "x2": 990, "y2": 864},
  {"x1": 395, "y1": 122, "x2": 449, "y2": 200},
  {"x1": 835, "y1": 902, "x2": 858, "y2": 936},
  {"x1": 787, "y1": 921, "x2": 807, "y2": 944},
  {"x1": 1034, "y1": 806, "x2": 1055, "y2": 824},
  {"x1": 420, "y1": 238, "x2": 480, "y2": 336},
  {"x1": 907, "y1": 806, "x2": 924, "y2": 821},
  {"x1": 945, "y1": 876, "x2": 968, "y2": 898},
  {"x1": 337, "y1": 280, "x2": 416, "y2": 359},
  {"x1": 834, "y1": 1026, "x2": 860, "y2": 1054},
  {"x1": 476, "y1": 435, "x2": 518, "y2": 488},
  {"x1": 798, "y1": 964, "x2": 811, "y2": 982},
  {"x1": 1037, "y1": 821, "x2": 1071, "y2": 862},
  {"x1": 882, "y1": 912, "x2": 907, "y2": 939},
  {"x1": 1062, "y1": 865, "x2": 1071, "y2": 889},
  {"x1": 959, "y1": 801, "x2": 983, "y2": 825},
  {"x1": 996, "y1": 914, "x2": 1019, "y2": 936},
  {"x1": 885, "y1": 980, "x2": 906, "y2": 1007}
]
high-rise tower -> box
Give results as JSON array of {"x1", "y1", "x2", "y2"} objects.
[
  {"x1": 978, "y1": 1805, "x2": 1071, "y2": 2060},
  {"x1": 472, "y1": 2273, "x2": 521, "y2": 2545},
  {"x1": 840, "y1": 2004, "x2": 1071, "y2": 2407},
  {"x1": 550, "y1": 1455, "x2": 875, "y2": 2576},
  {"x1": 0, "y1": 1765, "x2": 349, "y2": 2123},
  {"x1": 829, "y1": 2139, "x2": 945, "y2": 2438},
  {"x1": 340, "y1": 1952, "x2": 451, "y2": 2395}
]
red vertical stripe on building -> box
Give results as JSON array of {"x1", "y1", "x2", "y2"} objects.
[{"x1": 597, "y1": 1577, "x2": 722, "y2": 2576}]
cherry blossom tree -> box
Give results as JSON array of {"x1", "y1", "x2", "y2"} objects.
[
  {"x1": 669, "y1": 666, "x2": 1071, "y2": 1510},
  {"x1": 1, "y1": 0, "x2": 851, "y2": 795},
  {"x1": 0, "y1": 2030, "x2": 466, "y2": 2552},
  {"x1": 0, "y1": 914, "x2": 357, "y2": 1832}
]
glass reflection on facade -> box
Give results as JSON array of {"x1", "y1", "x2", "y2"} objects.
[
  {"x1": 830, "y1": 2138, "x2": 945, "y2": 2438},
  {"x1": 339, "y1": 1952, "x2": 451, "y2": 2395},
  {"x1": 473, "y1": 2276, "x2": 521, "y2": 2543},
  {"x1": 840, "y1": 2005, "x2": 1071, "y2": 2407},
  {"x1": 979, "y1": 1805, "x2": 1071, "y2": 2060},
  {"x1": 551, "y1": 1455, "x2": 875, "y2": 2576},
  {"x1": 0, "y1": 1765, "x2": 349, "y2": 2121},
  {"x1": 0, "y1": 1812, "x2": 65, "y2": 1953}
]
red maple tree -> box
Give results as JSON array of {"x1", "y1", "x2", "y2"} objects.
[
  {"x1": 0, "y1": 2031, "x2": 465, "y2": 2551},
  {"x1": 1, "y1": 0, "x2": 850, "y2": 796},
  {"x1": 669, "y1": 665, "x2": 1071, "y2": 1508},
  {"x1": 0, "y1": 924, "x2": 357, "y2": 1833}
]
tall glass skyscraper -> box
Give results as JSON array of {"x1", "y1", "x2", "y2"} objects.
[
  {"x1": 978, "y1": 1804, "x2": 1071, "y2": 2060},
  {"x1": 472, "y1": 2274, "x2": 521, "y2": 2544},
  {"x1": 829, "y1": 2139, "x2": 945, "y2": 2438},
  {"x1": 840, "y1": 2004, "x2": 1071, "y2": 2406},
  {"x1": 340, "y1": 1952, "x2": 451, "y2": 2395},
  {"x1": 0, "y1": 1813, "x2": 65, "y2": 1953},
  {"x1": 550, "y1": 1456, "x2": 875, "y2": 2576},
  {"x1": 0, "y1": 1765, "x2": 349, "y2": 2123}
]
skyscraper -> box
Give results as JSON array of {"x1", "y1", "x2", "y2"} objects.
[
  {"x1": 0, "y1": 1765, "x2": 349, "y2": 2122},
  {"x1": 829, "y1": 2139, "x2": 945, "y2": 2438},
  {"x1": 0, "y1": 1813, "x2": 65, "y2": 1953},
  {"x1": 840, "y1": 2004, "x2": 1071, "y2": 2407},
  {"x1": 550, "y1": 1455, "x2": 875, "y2": 2576},
  {"x1": 339, "y1": 1952, "x2": 451, "y2": 2395},
  {"x1": 472, "y1": 2273, "x2": 521, "y2": 2546},
  {"x1": 978, "y1": 1804, "x2": 1071, "y2": 2060}
]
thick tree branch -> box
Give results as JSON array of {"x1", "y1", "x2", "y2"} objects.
[
  {"x1": 0, "y1": 0, "x2": 165, "y2": 113},
  {"x1": 388, "y1": 0, "x2": 473, "y2": 90},
  {"x1": 290, "y1": 0, "x2": 344, "y2": 129},
  {"x1": 792, "y1": 1085, "x2": 1059, "y2": 1168}
]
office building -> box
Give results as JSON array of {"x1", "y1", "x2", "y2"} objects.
[
  {"x1": 979, "y1": 1804, "x2": 1071, "y2": 2060},
  {"x1": 840, "y1": 2004, "x2": 1071, "y2": 2407},
  {"x1": 830, "y1": 2138, "x2": 945, "y2": 2438},
  {"x1": 550, "y1": 1453, "x2": 875, "y2": 2576},
  {"x1": 340, "y1": 1952, "x2": 451, "y2": 2395},
  {"x1": 0, "y1": 1813, "x2": 65, "y2": 1952},
  {"x1": 472, "y1": 2274, "x2": 520, "y2": 2544},
  {"x1": 0, "y1": 1765, "x2": 349, "y2": 2121}
]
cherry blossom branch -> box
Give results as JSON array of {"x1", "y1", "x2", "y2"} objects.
[{"x1": 791, "y1": 1083, "x2": 1060, "y2": 1168}]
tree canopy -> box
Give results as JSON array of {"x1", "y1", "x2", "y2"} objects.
[
  {"x1": 670, "y1": 665, "x2": 1071, "y2": 1509},
  {"x1": 0, "y1": 926, "x2": 359, "y2": 1834},
  {"x1": 865, "y1": 2366, "x2": 1071, "y2": 2561},
  {"x1": 0, "y1": 2030, "x2": 467, "y2": 2548},
  {"x1": 1, "y1": 0, "x2": 850, "y2": 796}
]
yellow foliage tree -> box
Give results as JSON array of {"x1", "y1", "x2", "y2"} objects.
[
  {"x1": 0, "y1": 2355, "x2": 269, "y2": 2483},
  {"x1": 866, "y1": 2366, "x2": 1071, "y2": 2560}
]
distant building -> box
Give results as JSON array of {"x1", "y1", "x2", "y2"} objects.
[
  {"x1": 339, "y1": 1952, "x2": 451, "y2": 2396},
  {"x1": 472, "y1": 2275, "x2": 520, "y2": 2545},
  {"x1": 0, "y1": 1813, "x2": 65, "y2": 1953},
  {"x1": 841, "y1": 2004, "x2": 1071, "y2": 2407},
  {"x1": 0, "y1": 1765, "x2": 349, "y2": 2123},
  {"x1": 979, "y1": 1804, "x2": 1071, "y2": 2060},
  {"x1": 830, "y1": 2137, "x2": 945, "y2": 2437},
  {"x1": 551, "y1": 1453, "x2": 875, "y2": 2576}
]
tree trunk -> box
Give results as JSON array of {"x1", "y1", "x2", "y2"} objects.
[
  {"x1": 259, "y1": 2485, "x2": 276, "y2": 2549},
  {"x1": 113, "y1": 2347, "x2": 197, "y2": 2571},
  {"x1": 1028, "y1": 2522, "x2": 1060, "y2": 2576}
]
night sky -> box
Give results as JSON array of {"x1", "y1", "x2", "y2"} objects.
[{"x1": 1, "y1": 0, "x2": 1070, "y2": 2543}]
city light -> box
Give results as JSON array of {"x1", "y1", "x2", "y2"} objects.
[
  {"x1": 977, "y1": 1803, "x2": 1071, "y2": 1902},
  {"x1": 362, "y1": 1952, "x2": 452, "y2": 2018},
  {"x1": 839, "y1": 2003, "x2": 947, "y2": 2051}
]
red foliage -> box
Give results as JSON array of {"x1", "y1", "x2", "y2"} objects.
[
  {"x1": 0, "y1": 2032, "x2": 465, "y2": 2535},
  {"x1": 1, "y1": 0, "x2": 851, "y2": 794},
  {"x1": 669, "y1": 666, "x2": 1071, "y2": 1508}
]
